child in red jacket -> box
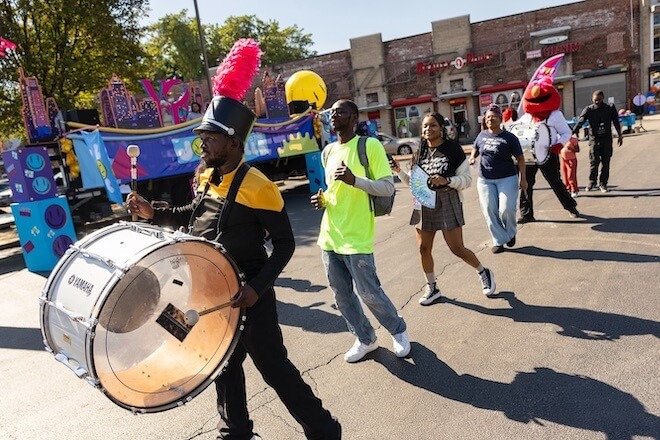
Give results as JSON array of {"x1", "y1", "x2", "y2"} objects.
[{"x1": 560, "y1": 137, "x2": 580, "y2": 198}]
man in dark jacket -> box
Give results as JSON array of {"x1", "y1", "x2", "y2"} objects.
[
  {"x1": 572, "y1": 90, "x2": 623, "y2": 193},
  {"x1": 128, "y1": 95, "x2": 341, "y2": 440}
]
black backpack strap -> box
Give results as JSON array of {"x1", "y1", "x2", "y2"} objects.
[
  {"x1": 356, "y1": 136, "x2": 375, "y2": 213},
  {"x1": 357, "y1": 136, "x2": 370, "y2": 179},
  {"x1": 218, "y1": 162, "x2": 250, "y2": 234}
]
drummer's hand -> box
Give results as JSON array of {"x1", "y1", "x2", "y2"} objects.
[
  {"x1": 468, "y1": 156, "x2": 476, "y2": 166},
  {"x1": 126, "y1": 193, "x2": 155, "y2": 220},
  {"x1": 617, "y1": 135, "x2": 623, "y2": 147},
  {"x1": 231, "y1": 284, "x2": 259, "y2": 308},
  {"x1": 520, "y1": 179, "x2": 528, "y2": 191}
]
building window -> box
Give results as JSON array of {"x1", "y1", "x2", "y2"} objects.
[
  {"x1": 654, "y1": 9, "x2": 660, "y2": 63},
  {"x1": 393, "y1": 102, "x2": 434, "y2": 137},
  {"x1": 450, "y1": 79, "x2": 464, "y2": 93},
  {"x1": 366, "y1": 92, "x2": 379, "y2": 105}
]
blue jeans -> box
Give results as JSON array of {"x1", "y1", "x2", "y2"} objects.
[
  {"x1": 477, "y1": 175, "x2": 519, "y2": 246},
  {"x1": 322, "y1": 251, "x2": 406, "y2": 345}
]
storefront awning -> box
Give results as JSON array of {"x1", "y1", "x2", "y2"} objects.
[
  {"x1": 390, "y1": 96, "x2": 435, "y2": 107},
  {"x1": 358, "y1": 103, "x2": 389, "y2": 112},
  {"x1": 478, "y1": 82, "x2": 527, "y2": 93},
  {"x1": 433, "y1": 90, "x2": 478, "y2": 101}
]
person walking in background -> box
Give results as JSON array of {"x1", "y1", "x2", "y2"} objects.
[
  {"x1": 469, "y1": 105, "x2": 527, "y2": 253},
  {"x1": 560, "y1": 137, "x2": 580, "y2": 198},
  {"x1": 572, "y1": 90, "x2": 623, "y2": 193},
  {"x1": 186, "y1": 101, "x2": 203, "y2": 121},
  {"x1": 391, "y1": 112, "x2": 496, "y2": 305},
  {"x1": 312, "y1": 99, "x2": 410, "y2": 363}
]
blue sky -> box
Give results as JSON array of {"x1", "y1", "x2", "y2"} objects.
[{"x1": 143, "y1": 0, "x2": 584, "y2": 55}]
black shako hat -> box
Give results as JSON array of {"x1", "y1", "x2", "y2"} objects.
[{"x1": 193, "y1": 96, "x2": 255, "y2": 145}]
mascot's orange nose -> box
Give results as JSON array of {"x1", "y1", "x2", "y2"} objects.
[{"x1": 531, "y1": 85, "x2": 541, "y2": 98}]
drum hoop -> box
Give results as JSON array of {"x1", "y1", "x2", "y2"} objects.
[{"x1": 533, "y1": 123, "x2": 552, "y2": 165}]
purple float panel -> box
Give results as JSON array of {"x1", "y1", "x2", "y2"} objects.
[
  {"x1": 2, "y1": 147, "x2": 57, "y2": 202},
  {"x1": 10, "y1": 196, "x2": 77, "y2": 272}
]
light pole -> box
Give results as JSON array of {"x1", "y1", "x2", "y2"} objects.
[{"x1": 193, "y1": 0, "x2": 214, "y2": 99}]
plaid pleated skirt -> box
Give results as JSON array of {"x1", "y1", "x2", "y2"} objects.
[{"x1": 410, "y1": 188, "x2": 465, "y2": 231}]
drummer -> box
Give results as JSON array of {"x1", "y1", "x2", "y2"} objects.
[
  {"x1": 127, "y1": 95, "x2": 341, "y2": 440},
  {"x1": 514, "y1": 76, "x2": 580, "y2": 223}
]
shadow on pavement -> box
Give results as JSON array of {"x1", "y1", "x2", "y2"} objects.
[
  {"x1": 0, "y1": 252, "x2": 26, "y2": 275},
  {"x1": 442, "y1": 292, "x2": 660, "y2": 341},
  {"x1": 0, "y1": 326, "x2": 44, "y2": 351},
  {"x1": 509, "y1": 245, "x2": 659, "y2": 263},
  {"x1": 275, "y1": 276, "x2": 326, "y2": 293},
  {"x1": 374, "y1": 343, "x2": 660, "y2": 439},
  {"x1": 276, "y1": 300, "x2": 347, "y2": 334}
]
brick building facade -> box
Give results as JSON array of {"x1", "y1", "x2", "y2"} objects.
[{"x1": 259, "y1": 0, "x2": 647, "y2": 140}]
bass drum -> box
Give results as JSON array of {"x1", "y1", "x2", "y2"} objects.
[
  {"x1": 40, "y1": 222, "x2": 245, "y2": 413},
  {"x1": 509, "y1": 122, "x2": 554, "y2": 165}
]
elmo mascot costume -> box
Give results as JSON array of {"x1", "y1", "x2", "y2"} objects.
[{"x1": 513, "y1": 76, "x2": 580, "y2": 222}]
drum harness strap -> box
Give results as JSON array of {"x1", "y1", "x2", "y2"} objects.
[{"x1": 187, "y1": 162, "x2": 251, "y2": 241}]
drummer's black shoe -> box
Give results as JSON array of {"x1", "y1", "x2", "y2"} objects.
[
  {"x1": 506, "y1": 235, "x2": 516, "y2": 247},
  {"x1": 518, "y1": 216, "x2": 535, "y2": 224},
  {"x1": 569, "y1": 208, "x2": 581, "y2": 218},
  {"x1": 491, "y1": 245, "x2": 504, "y2": 254}
]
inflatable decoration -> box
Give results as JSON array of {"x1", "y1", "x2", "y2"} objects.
[{"x1": 285, "y1": 70, "x2": 327, "y2": 110}]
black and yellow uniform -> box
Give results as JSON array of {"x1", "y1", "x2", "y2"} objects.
[{"x1": 153, "y1": 160, "x2": 340, "y2": 440}]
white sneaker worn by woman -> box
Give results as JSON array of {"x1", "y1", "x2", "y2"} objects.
[
  {"x1": 391, "y1": 331, "x2": 411, "y2": 357},
  {"x1": 344, "y1": 338, "x2": 378, "y2": 363},
  {"x1": 419, "y1": 283, "x2": 442, "y2": 305}
]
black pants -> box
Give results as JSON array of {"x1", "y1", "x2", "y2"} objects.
[
  {"x1": 519, "y1": 153, "x2": 577, "y2": 220},
  {"x1": 215, "y1": 287, "x2": 340, "y2": 440},
  {"x1": 588, "y1": 137, "x2": 613, "y2": 187}
]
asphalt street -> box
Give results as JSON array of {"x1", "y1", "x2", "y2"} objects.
[{"x1": 1, "y1": 119, "x2": 659, "y2": 439}]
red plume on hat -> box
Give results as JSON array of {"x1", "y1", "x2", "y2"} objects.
[{"x1": 212, "y1": 38, "x2": 262, "y2": 100}]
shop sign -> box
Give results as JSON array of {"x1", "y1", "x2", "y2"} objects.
[
  {"x1": 416, "y1": 53, "x2": 494, "y2": 74},
  {"x1": 539, "y1": 35, "x2": 568, "y2": 45},
  {"x1": 480, "y1": 95, "x2": 493, "y2": 107},
  {"x1": 542, "y1": 41, "x2": 580, "y2": 57},
  {"x1": 526, "y1": 49, "x2": 542, "y2": 60}
]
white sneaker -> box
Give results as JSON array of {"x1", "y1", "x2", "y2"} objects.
[
  {"x1": 391, "y1": 331, "x2": 411, "y2": 358},
  {"x1": 344, "y1": 338, "x2": 378, "y2": 363},
  {"x1": 570, "y1": 191, "x2": 579, "y2": 198},
  {"x1": 479, "y1": 268, "x2": 496, "y2": 297},
  {"x1": 418, "y1": 283, "x2": 442, "y2": 305}
]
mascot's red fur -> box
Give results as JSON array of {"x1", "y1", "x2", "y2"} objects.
[{"x1": 521, "y1": 76, "x2": 575, "y2": 153}]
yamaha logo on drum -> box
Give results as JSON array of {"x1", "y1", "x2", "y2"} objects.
[{"x1": 68, "y1": 274, "x2": 94, "y2": 296}]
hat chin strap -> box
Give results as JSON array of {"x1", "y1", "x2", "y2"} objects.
[{"x1": 206, "y1": 118, "x2": 235, "y2": 136}]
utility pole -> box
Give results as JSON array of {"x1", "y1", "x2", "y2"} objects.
[{"x1": 193, "y1": 0, "x2": 214, "y2": 99}]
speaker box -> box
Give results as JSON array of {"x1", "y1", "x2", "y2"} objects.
[
  {"x1": 64, "y1": 109, "x2": 100, "y2": 126},
  {"x1": 11, "y1": 195, "x2": 77, "y2": 272},
  {"x1": 2, "y1": 147, "x2": 57, "y2": 202}
]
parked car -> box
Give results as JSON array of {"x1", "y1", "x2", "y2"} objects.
[
  {"x1": 377, "y1": 132, "x2": 420, "y2": 156},
  {"x1": 0, "y1": 179, "x2": 12, "y2": 207},
  {"x1": 444, "y1": 118, "x2": 458, "y2": 140}
]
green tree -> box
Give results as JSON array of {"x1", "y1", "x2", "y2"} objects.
[
  {"x1": 0, "y1": 0, "x2": 148, "y2": 139},
  {"x1": 143, "y1": 11, "x2": 204, "y2": 81},
  {"x1": 206, "y1": 15, "x2": 316, "y2": 67}
]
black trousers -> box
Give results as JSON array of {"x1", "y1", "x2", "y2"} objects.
[
  {"x1": 519, "y1": 153, "x2": 577, "y2": 220},
  {"x1": 588, "y1": 137, "x2": 613, "y2": 186},
  {"x1": 215, "y1": 287, "x2": 340, "y2": 440}
]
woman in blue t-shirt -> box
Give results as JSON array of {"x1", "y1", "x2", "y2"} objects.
[{"x1": 469, "y1": 105, "x2": 527, "y2": 253}]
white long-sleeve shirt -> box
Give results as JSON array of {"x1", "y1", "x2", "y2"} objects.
[{"x1": 517, "y1": 110, "x2": 572, "y2": 145}]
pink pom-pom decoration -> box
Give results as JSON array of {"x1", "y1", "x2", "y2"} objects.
[{"x1": 212, "y1": 38, "x2": 262, "y2": 101}]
